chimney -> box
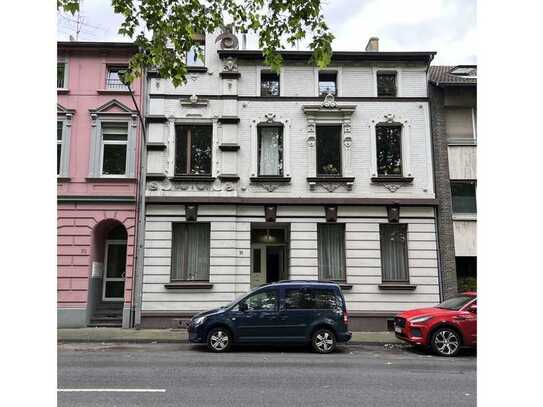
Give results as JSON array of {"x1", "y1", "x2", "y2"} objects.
[{"x1": 365, "y1": 37, "x2": 379, "y2": 52}]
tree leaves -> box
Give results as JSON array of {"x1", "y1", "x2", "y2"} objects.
[{"x1": 58, "y1": 0, "x2": 334, "y2": 87}]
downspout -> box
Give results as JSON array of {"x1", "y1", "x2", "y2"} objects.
[{"x1": 126, "y1": 55, "x2": 148, "y2": 329}]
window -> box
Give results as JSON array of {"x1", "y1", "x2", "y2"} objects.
[
  {"x1": 319, "y1": 72, "x2": 337, "y2": 96},
  {"x1": 101, "y1": 123, "x2": 128, "y2": 175},
  {"x1": 175, "y1": 125, "x2": 212, "y2": 175},
  {"x1": 186, "y1": 39, "x2": 205, "y2": 67},
  {"x1": 285, "y1": 288, "x2": 340, "y2": 310},
  {"x1": 445, "y1": 107, "x2": 475, "y2": 141},
  {"x1": 376, "y1": 125, "x2": 402, "y2": 176},
  {"x1": 451, "y1": 181, "x2": 477, "y2": 214},
  {"x1": 261, "y1": 72, "x2": 280, "y2": 97},
  {"x1": 57, "y1": 62, "x2": 66, "y2": 88},
  {"x1": 258, "y1": 126, "x2": 283, "y2": 176},
  {"x1": 171, "y1": 223, "x2": 210, "y2": 281},
  {"x1": 57, "y1": 121, "x2": 63, "y2": 175},
  {"x1": 106, "y1": 66, "x2": 128, "y2": 90},
  {"x1": 380, "y1": 224, "x2": 409, "y2": 282},
  {"x1": 456, "y1": 256, "x2": 477, "y2": 292},
  {"x1": 241, "y1": 290, "x2": 277, "y2": 311},
  {"x1": 377, "y1": 71, "x2": 397, "y2": 97},
  {"x1": 317, "y1": 223, "x2": 346, "y2": 282},
  {"x1": 316, "y1": 126, "x2": 342, "y2": 176}
]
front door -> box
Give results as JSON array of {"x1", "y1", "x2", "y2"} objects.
[
  {"x1": 102, "y1": 240, "x2": 127, "y2": 301},
  {"x1": 250, "y1": 245, "x2": 285, "y2": 288}
]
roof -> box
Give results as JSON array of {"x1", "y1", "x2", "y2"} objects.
[
  {"x1": 58, "y1": 41, "x2": 138, "y2": 51},
  {"x1": 429, "y1": 65, "x2": 477, "y2": 87},
  {"x1": 218, "y1": 50, "x2": 436, "y2": 64}
]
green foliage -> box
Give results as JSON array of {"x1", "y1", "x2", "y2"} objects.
[
  {"x1": 457, "y1": 276, "x2": 477, "y2": 292},
  {"x1": 58, "y1": 0, "x2": 334, "y2": 87}
]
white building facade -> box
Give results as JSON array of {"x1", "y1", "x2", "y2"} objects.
[{"x1": 140, "y1": 32, "x2": 440, "y2": 330}]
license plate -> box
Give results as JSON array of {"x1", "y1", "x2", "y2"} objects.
[{"x1": 394, "y1": 326, "x2": 402, "y2": 334}]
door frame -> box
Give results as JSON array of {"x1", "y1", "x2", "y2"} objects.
[
  {"x1": 250, "y1": 223, "x2": 290, "y2": 288},
  {"x1": 102, "y1": 239, "x2": 128, "y2": 302}
]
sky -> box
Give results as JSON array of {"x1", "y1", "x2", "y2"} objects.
[{"x1": 57, "y1": 0, "x2": 476, "y2": 65}]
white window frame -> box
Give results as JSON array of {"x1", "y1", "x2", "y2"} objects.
[
  {"x1": 100, "y1": 122, "x2": 129, "y2": 177},
  {"x1": 373, "y1": 67, "x2": 402, "y2": 97},
  {"x1": 314, "y1": 68, "x2": 342, "y2": 97},
  {"x1": 256, "y1": 66, "x2": 284, "y2": 97},
  {"x1": 167, "y1": 118, "x2": 217, "y2": 177},
  {"x1": 369, "y1": 114, "x2": 412, "y2": 178},
  {"x1": 250, "y1": 114, "x2": 291, "y2": 178},
  {"x1": 105, "y1": 65, "x2": 129, "y2": 90},
  {"x1": 186, "y1": 40, "x2": 206, "y2": 67},
  {"x1": 102, "y1": 239, "x2": 128, "y2": 302},
  {"x1": 57, "y1": 57, "x2": 69, "y2": 90}
]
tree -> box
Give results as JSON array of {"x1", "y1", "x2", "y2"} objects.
[{"x1": 57, "y1": 0, "x2": 334, "y2": 87}]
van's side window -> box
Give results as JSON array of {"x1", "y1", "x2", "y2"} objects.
[
  {"x1": 285, "y1": 288, "x2": 340, "y2": 310},
  {"x1": 285, "y1": 289, "x2": 313, "y2": 309}
]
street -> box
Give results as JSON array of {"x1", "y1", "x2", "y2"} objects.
[{"x1": 58, "y1": 342, "x2": 476, "y2": 407}]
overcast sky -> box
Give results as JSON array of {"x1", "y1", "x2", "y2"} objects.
[{"x1": 57, "y1": 0, "x2": 476, "y2": 65}]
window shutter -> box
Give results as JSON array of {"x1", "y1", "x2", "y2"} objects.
[
  {"x1": 88, "y1": 120, "x2": 102, "y2": 177},
  {"x1": 126, "y1": 121, "x2": 136, "y2": 177}
]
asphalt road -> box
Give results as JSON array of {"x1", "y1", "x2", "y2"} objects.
[{"x1": 58, "y1": 342, "x2": 476, "y2": 407}]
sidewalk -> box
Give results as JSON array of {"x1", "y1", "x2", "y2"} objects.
[{"x1": 58, "y1": 328, "x2": 402, "y2": 345}]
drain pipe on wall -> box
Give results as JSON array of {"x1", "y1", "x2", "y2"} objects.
[{"x1": 122, "y1": 64, "x2": 147, "y2": 329}]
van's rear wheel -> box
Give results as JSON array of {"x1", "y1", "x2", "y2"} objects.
[
  {"x1": 207, "y1": 327, "x2": 232, "y2": 352},
  {"x1": 312, "y1": 329, "x2": 336, "y2": 353}
]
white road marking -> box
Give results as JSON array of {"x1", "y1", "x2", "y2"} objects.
[{"x1": 58, "y1": 389, "x2": 166, "y2": 393}]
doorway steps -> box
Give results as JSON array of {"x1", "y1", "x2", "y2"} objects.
[{"x1": 88, "y1": 302, "x2": 123, "y2": 327}]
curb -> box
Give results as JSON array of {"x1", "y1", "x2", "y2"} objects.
[{"x1": 58, "y1": 339, "x2": 403, "y2": 346}]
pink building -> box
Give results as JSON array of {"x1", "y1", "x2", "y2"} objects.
[{"x1": 57, "y1": 42, "x2": 143, "y2": 328}]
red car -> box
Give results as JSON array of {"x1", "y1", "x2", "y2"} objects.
[{"x1": 394, "y1": 292, "x2": 477, "y2": 357}]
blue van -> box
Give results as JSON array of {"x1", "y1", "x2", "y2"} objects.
[{"x1": 187, "y1": 280, "x2": 352, "y2": 353}]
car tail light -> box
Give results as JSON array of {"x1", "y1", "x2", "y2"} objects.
[{"x1": 343, "y1": 311, "x2": 349, "y2": 326}]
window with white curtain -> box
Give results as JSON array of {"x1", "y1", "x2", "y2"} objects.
[
  {"x1": 171, "y1": 223, "x2": 210, "y2": 281},
  {"x1": 257, "y1": 126, "x2": 283, "y2": 176},
  {"x1": 101, "y1": 122, "x2": 128, "y2": 175},
  {"x1": 317, "y1": 223, "x2": 346, "y2": 282},
  {"x1": 380, "y1": 224, "x2": 409, "y2": 282}
]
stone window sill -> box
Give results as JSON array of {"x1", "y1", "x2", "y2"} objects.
[
  {"x1": 187, "y1": 66, "x2": 208, "y2": 73},
  {"x1": 251, "y1": 176, "x2": 291, "y2": 183},
  {"x1": 57, "y1": 88, "x2": 70, "y2": 94},
  {"x1": 307, "y1": 177, "x2": 355, "y2": 183},
  {"x1": 338, "y1": 283, "x2": 353, "y2": 290},
  {"x1": 371, "y1": 176, "x2": 413, "y2": 183},
  {"x1": 85, "y1": 177, "x2": 137, "y2": 183},
  {"x1": 147, "y1": 173, "x2": 167, "y2": 180},
  {"x1": 452, "y1": 213, "x2": 477, "y2": 221},
  {"x1": 378, "y1": 283, "x2": 417, "y2": 291},
  {"x1": 97, "y1": 89, "x2": 131, "y2": 95},
  {"x1": 164, "y1": 282, "x2": 213, "y2": 289},
  {"x1": 170, "y1": 175, "x2": 215, "y2": 182},
  {"x1": 448, "y1": 138, "x2": 477, "y2": 146},
  {"x1": 57, "y1": 177, "x2": 71, "y2": 182}
]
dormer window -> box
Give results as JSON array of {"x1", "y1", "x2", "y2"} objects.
[
  {"x1": 449, "y1": 65, "x2": 477, "y2": 78},
  {"x1": 377, "y1": 71, "x2": 397, "y2": 97}
]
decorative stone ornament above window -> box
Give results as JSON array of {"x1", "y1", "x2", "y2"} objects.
[
  {"x1": 302, "y1": 98, "x2": 356, "y2": 192},
  {"x1": 215, "y1": 25, "x2": 239, "y2": 50},
  {"x1": 250, "y1": 115, "x2": 291, "y2": 182},
  {"x1": 180, "y1": 94, "x2": 209, "y2": 108},
  {"x1": 88, "y1": 99, "x2": 138, "y2": 179},
  {"x1": 369, "y1": 113, "x2": 413, "y2": 183}
]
